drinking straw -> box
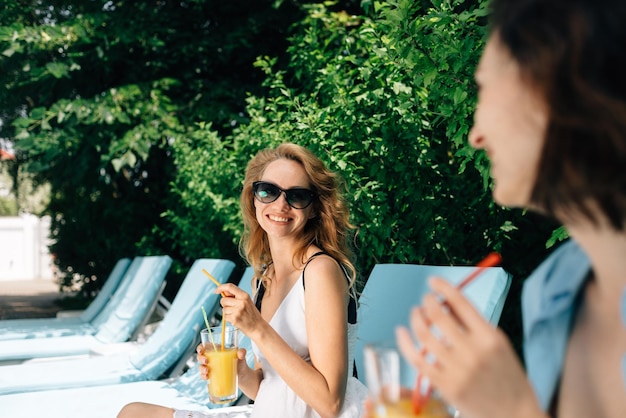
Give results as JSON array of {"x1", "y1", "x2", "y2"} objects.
[
  {"x1": 456, "y1": 252, "x2": 502, "y2": 290},
  {"x1": 201, "y1": 306, "x2": 217, "y2": 351},
  {"x1": 220, "y1": 312, "x2": 226, "y2": 350},
  {"x1": 412, "y1": 252, "x2": 502, "y2": 414},
  {"x1": 201, "y1": 268, "x2": 227, "y2": 349},
  {"x1": 202, "y1": 269, "x2": 226, "y2": 297}
]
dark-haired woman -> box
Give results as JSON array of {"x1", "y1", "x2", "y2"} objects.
[{"x1": 396, "y1": 0, "x2": 626, "y2": 417}]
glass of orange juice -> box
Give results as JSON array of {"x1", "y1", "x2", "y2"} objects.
[
  {"x1": 364, "y1": 343, "x2": 454, "y2": 418},
  {"x1": 201, "y1": 325, "x2": 239, "y2": 404}
]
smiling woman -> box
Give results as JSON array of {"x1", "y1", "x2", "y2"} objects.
[
  {"x1": 117, "y1": 143, "x2": 367, "y2": 418},
  {"x1": 469, "y1": 35, "x2": 548, "y2": 209}
]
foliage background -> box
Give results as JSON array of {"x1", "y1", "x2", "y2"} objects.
[{"x1": 0, "y1": 0, "x2": 561, "y2": 357}]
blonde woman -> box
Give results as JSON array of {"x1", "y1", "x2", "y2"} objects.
[{"x1": 118, "y1": 143, "x2": 366, "y2": 418}]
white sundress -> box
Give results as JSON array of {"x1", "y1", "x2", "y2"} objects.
[{"x1": 250, "y1": 271, "x2": 368, "y2": 418}]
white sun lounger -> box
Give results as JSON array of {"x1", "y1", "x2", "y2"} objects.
[
  {"x1": 0, "y1": 257, "x2": 132, "y2": 341},
  {"x1": 0, "y1": 255, "x2": 173, "y2": 362},
  {"x1": 0, "y1": 258, "x2": 235, "y2": 395},
  {"x1": 0, "y1": 267, "x2": 254, "y2": 418}
]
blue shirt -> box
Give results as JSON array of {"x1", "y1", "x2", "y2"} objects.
[{"x1": 521, "y1": 239, "x2": 626, "y2": 410}]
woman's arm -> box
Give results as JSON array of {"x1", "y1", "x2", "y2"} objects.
[
  {"x1": 219, "y1": 257, "x2": 350, "y2": 418},
  {"x1": 396, "y1": 277, "x2": 547, "y2": 418},
  {"x1": 236, "y1": 356, "x2": 263, "y2": 400}
]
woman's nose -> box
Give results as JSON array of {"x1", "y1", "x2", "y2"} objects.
[
  {"x1": 275, "y1": 191, "x2": 291, "y2": 209},
  {"x1": 468, "y1": 125, "x2": 485, "y2": 149}
]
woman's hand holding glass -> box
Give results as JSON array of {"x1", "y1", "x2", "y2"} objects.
[
  {"x1": 396, "y1": 277, "x2": 546, "y2": 418},
  {"x1": 196, "y1": 343, "x2": 250, "y2": 381},
  {"x1": 196, "y1": 283, "x2": 262, "y2": 386}
]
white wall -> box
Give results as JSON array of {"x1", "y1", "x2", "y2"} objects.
[{"x1": 0, "y1": 215, "x2": 54, "y2": 281}]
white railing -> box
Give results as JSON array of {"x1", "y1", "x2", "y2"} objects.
[{"x1": 0, "y1": 215, "x2": 54, "y2": 281}]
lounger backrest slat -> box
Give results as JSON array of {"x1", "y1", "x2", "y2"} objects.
[
  {"x1": 79, "y1": 258, "x2": 132, "y2": 323},
  {"x1": 94, "y1": 255, "x2": 173, "y2": 343}
]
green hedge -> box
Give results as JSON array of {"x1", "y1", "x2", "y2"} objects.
[
  {"x1": 3, "y1": 0, "x2": 560, "y2": 357},
  {"x1": 155, "y1": 0, "x2": 559, "y2": 356}
]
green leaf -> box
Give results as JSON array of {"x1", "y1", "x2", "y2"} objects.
[
  {"x1": 46, "y1": 62, "x2": 69, "y2": 79},
  {"x1": 30, "y1": 107, "x2": 46, "y2": 119},
  {"x1": 546, "y1": 225, "x2": 569, "y2": 248},
  {"x1": 453, "y1": 87, "x2": 468, "y2": 105}
]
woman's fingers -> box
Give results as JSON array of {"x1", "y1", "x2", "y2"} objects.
[
  {"x1": 396, "y1": 307, "x2": 440, "y2": 377},
  {"x1": 197, "y1": 351, "x2": 210, "y2": 380},
  {"x1": 395, "y1": 277, "x2": 544, "y2": 418},
  {"x1": 396, "y1": 321, "x2": 425, "y2": 367},
  {"x1": 196, "y1": 343, "x2": 207, "y2": 365},
  {"x1": 412, "y1": 278, "x2": 497, "y2": 365},
  {"x1": 196, "y1": 342, "x2": 209, "y2": 379},
  {"x1": 428, "y1": 277, "x2": 492, "y2": 333},
  {"x1": 420, "y1": 293, "x2": 467, "y2": 351},
  {"x1": 215, "y1": 283, "x2": 243, "y2": 298},
  {"x1": 396, "y1": 285, "x2": 486, "y2": 384},
  {"x1": 199, "y1": 364, "x2": 209, "y2": 380},
  {"x1": 219, "y1": 289, "x2": 260, "y2": 333}
]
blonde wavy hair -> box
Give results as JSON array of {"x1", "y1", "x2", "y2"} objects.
[{"x1": 239, "y1": 143, "x2": 357, "y2": 291}]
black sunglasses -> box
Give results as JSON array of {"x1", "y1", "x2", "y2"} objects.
[{"x1": 252, "y1": 181, "x2": 317, "y2": 209}]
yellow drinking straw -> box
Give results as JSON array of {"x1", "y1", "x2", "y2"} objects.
[
  {"x1": 202, "y1": 269, "x2": 226, "y2": 296},
  {"x1": 220, "y1": 315, "x2": 226, "y2": 349},
  {"x1": 202, "y1": 269, "x2": 227, "y2": 349}
]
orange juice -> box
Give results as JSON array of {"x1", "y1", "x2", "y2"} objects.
[
  {"x1": 205, "y1": 346, "x2": 238, "y2": 403},
  {"x1": 372, "y1": 398, "x2": 452, "y2": 418}
]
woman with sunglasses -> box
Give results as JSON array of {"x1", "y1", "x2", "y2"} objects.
[{"x1": 118, "y1": 143, "x2": 366, "y2": 418}]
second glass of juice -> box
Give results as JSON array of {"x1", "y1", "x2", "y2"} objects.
[
  {"x1": 364, "y1": 343, "x2": 454, "y2": 418},
  {"x1": 201, "y1": 325, "x2": 239, "y2": 404}
]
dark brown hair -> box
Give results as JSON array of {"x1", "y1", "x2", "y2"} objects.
[{"x1": 490, "y1": 0, "x2": 626, "y2": 229}]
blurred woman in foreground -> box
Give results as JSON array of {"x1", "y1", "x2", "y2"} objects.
[{"x1": 397, "y1": 0, "x2": 626, "y2": 417}]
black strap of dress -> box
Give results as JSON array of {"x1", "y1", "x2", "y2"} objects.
[
  {"x1": 253, "y1": 252, "x2": 357, "y2": 325},
  {"x1": 254, "y1": 277, "x2": 265, "y2": 312},
  {"x1": 302, "y1": 251, "x2": 357, "y2": 325}
]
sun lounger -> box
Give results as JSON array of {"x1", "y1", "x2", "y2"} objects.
[
  {"x1": 0, "y1": 258, "x2": 132, "y2": 341},
  {"x1": 0, "y1": 267, "x2": 255, "y2": 417},
  {"x1": 354, "y1": 263, "x2": 512, "y2": 387},
  {"x1": 0, "y1": 255, "x2": 173, "y2": 362},
  {"x1": 0, "y1": 370, "x2": 254, "y2": 418},
  {"x1": 0, "y1": 258, "x2": 235, "y2": 395}
]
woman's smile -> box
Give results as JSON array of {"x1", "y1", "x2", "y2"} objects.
[{"x1": 268, "y1": 214, "x2": 291, "y2": 223}]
